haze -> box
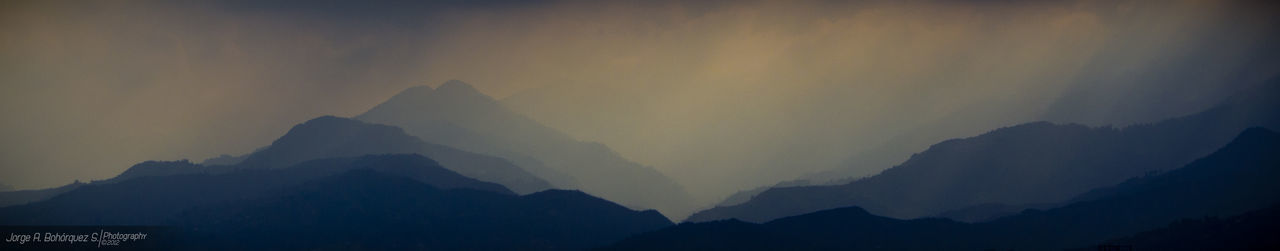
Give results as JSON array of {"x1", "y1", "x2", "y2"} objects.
[{"x1": 2, "y1": 0, "x2": 1276, "y2": 209}]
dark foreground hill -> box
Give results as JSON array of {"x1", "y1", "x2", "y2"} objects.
[
  {"x1": 605, "y1": 128, "x2": 1280, "y2": 250},
  {"x1": 171, "y1": 169, "x2": 672, "y2": 250},
  {"x1": 1086, "y1": 203, "x2": 1280, "y2": 250}
]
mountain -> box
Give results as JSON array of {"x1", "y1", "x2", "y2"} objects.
[
  {"x1": 605, "y1": 127, "x2": 1280, "y2": 250},
  {"x1": 239, "y1": 115, "x2": 552, "y2": 194},
  {"x1": 357, "y1": 80, "x2": 694, "y2": 218},
  {"x1": 0, "y1": 161, "x2": 206, "y2": 208},
  {"x1": 688, "y1": 81, "x2": 1280, "y2": 222},
  {"x1": 0, "y1": 115, "x2": 554, "y2": 208},
  {"x1": 934, "y1": 202, "x2": 1054, "y2": 223},
  {"x1": 357, "y1": 83, "x2": 579, "y2": 189},
  {"x1": 0, "y1": 181, "x2": 83, "y2": 208},
  {"x1": 714, "y1": 179, "x2": 816, "y2": 207},
  {"x1": 170, "y1": 169, "x2": 672, "y2": 250},
  {"x1": 112, "y1": 159, "x2": 208, "y2": 181},
  {"x1": 0, "y1": 154, "x2": 670, "y2": 249},
  {"x1": 199, "y1": 153, "x2": 248, "y2": 166},
  {"x1": 973, "y1": 127, "x2": 1280, "y2": 249},
  {"x1": 0, "y1": 154, "x2": 512, "y2": 225},
  {"x1": 238, "y1": 116, "x2": 423, "y2": 168}
]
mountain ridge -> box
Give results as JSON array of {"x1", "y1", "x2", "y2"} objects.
[
  {"x1": 606, "y1": 127, "x2": 1280, "y2": 250},
  {"x1": 357, "y1": 80, "x2": 696, "y2": 219},
  {"x1": 170, "y1": 168, "x2": 673, "y2": 250},
  {"x1": 241, "y1": 115, "x2": 553, "y2": 194},
  {"x1": 689, "y1": 80, "x2": 1280, "y2": 222}
]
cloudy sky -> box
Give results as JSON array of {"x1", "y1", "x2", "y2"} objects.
[{"x1": 2, "y1": 0, "x2": 1277, "y2": 203}]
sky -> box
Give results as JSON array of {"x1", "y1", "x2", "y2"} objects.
[{"x1": 1, "y1": 0, "x2": 1277, "y2": 204}]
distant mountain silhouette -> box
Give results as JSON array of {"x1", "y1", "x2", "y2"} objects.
[
  {"x1": 238, "y1": 116, "x2": 423, "y2": 168},
  {"x1": 239, "y1": 115, "x2": 552, "y2": 194},
  {"x1": 973, "y1": 127, "x2": 1280, "y2": 249},
  {"x1": 0, "y1": 181, "x2": 83, "y2": 208},
  {"x1": 113, "y1": 159, "x2": 208, "y2": 181},
  {"x1": 606, "y1": 127, "x2": 1280, "y2": 250},
  {"x1": 357, "y1": 80, "x2": 694, "y2": 218},
  {"x1": 715, "y1": 186, "x2": 769, "y2": 207},
  {"x1": 714, "y1": 179, "x2": 816, "y2": 207},
  {"x1": 0, "y1": 154, "x2": 512, "y2": 225},
  {"x1": 935, "y1": 202, "x2": 1054, "y2": 223},
  {"x1": 1, "y1": 161, "x2": 218, "y2": 208},
  {"x1": 689, "y1": 81, "x2": 1280, "y2": 222},
  {"x1": 0, "y1": 115, "x2": 557, "y2": 209},
  {"x1": 171, "y1": 169, "x2": 672, "y2": 250},
  {"x1": 199, "y1": 153, "x2": 247, "y2": 166}
]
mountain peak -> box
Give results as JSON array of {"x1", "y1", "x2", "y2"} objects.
[
  {"x1": 291, "y1": 116, "x2": 403, "y2": 135},
  {"x1": 378, "y1": 85, "x2": 434, "y2": 104},
  {"x1": 300, "y1": 115, "x2": 355, "y2": 126},
  {"x1": 114, "y1": 159, "x2": 203, "y2": 181},
  {"x1": 240, "y1": 115, "x2": 423, "y2": 169},
  {"x1": 436, "y1": 80, "x2": 482, "y2": 96},
  {"x1": 400, "y1": 84, "x2": 435, "y2": 95}
]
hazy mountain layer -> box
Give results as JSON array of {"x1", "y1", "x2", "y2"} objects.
[
  {"x1": 0, "y1": 115, "x2": 557, "y2": 209},
  {"x1": 357, "y1": 80, "x2": 695, "y2": 218},
  {"x1": 689, "y1": 81, "x2": 1280, "y2": 222},
  {"x1": 240, "y1": 115, "x2": 552, "y2": 194}
]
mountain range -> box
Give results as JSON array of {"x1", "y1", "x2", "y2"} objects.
[
  {"x1": 0, "y1": 114, "x2": 555, "y2": 207},
  {"x1": 688, "y1": 80, "x2": 1280, "y2": 222},
  {"x1": 0, "y1": 181, "x2": 83, "y2": 208},
  {"x1": 3, "y1": 78, "x2": 1277, "y2": 249},
  {"x1": 0, "y1": 80, "x2": 695, "y2": 248},
  {"x1": 607, "y1": 127, "x2": 1280, "y2": 250},
  {"x1": 0, "y1": 154, "x2": 511, "y2": 225},
  {"x1": 0, "y1": 153, "x2": 672, "y2": 249},
  {"x1": 238, "y1": 115, "x2": 553, "y2": 194},
  {"x1": 170, "y1": 169, "x2": 671, "y2": 250}
]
